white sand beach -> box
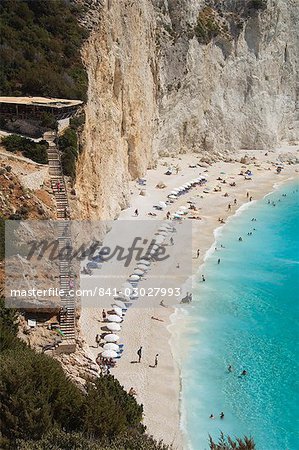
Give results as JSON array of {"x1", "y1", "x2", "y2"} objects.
[{"x1": 80, "y1": 146, "x2": 298, "y2": 449}]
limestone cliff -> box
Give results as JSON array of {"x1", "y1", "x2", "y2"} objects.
[
  {"x1": 75, "y1": 0, "x2": 158, "y2": 219},
  {"x1": 75, "y1": 0, "x2": 299, "y2": 219}
]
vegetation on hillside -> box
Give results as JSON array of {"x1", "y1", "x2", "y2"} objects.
[
  {"x1": 209, "y1": 433, "x2": 255, "y2": 449},
  {"x1": 0, "y1": 0, "x2": 88, "y2": 100},
  {"x1": 249, "y1": 0, "x2": 267, "y2": 11},
  {"x1": 1, "y1": 135, "x2": 49, "y2": 164},
  {"x1": 0, "y1": 301, "x2": 167, "y2": 450},
  {"x1": 58, "y1": 115, "x2": 85, "y2": 179},
  {"x1": 195, "y1": 7, "x2": 222, "y2": 44}
]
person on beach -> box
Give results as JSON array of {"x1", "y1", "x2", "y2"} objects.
[
  {"x1": 102, "y1": 309, "x2": 106, "y2": 321},
  {"x1": 134, "y1": 209, "x2": 139, "y2": 216},
  {"x1": 220, "y1": 412, "x2": 224, "y2": 419},
  {"x1": 249, "y1": 196, "x2": 253, "y2": 202},
  {"x1": 170, "y1": 237, "x2": 174, "y2": 246},
  {"x1": 95, "y1": 334, "x2": 100, "y2": 348},
  {"x1": 137, "y1": 346, "x2": 142, "y2": 363},
  {"x1": 176, "y1": 263, "x2": 180, "y2": 269},
  {"x1": 246, "y1": 192, "x2": 249, "y2": 198},
  {"x1": 197, "y1": 249, "x2": 200, "y2": 258},
  {"x1": 151, "y1": 316, "x2": 164, "y2": 322},
  {"x1": 160, "y1": 299, "x2": 167, "y2": 308},
  {"x1": 154, "y1": 354, "x2": 159, "y2": 368},
  {"x1": 234, "y1": 198, "x2": 237, "y2": 205},
  {"x1": 228, "y1": 204, "x2": 231, "y2": 210},
  {"x1": 129, "y1": 387, "x2": 137, "y2": 396},
  {"x1": 202, "y1": 275, "x2": 206, "y2": 282},
  {"x1": 166, "y1": 211, "x2": 171, "y2": 219},
  {"x1": 218, "y1": 258, "x2": 221, "y2": 264}
]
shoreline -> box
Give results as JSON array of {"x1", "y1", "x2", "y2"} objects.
[
  {"x1": 169, "y1": 174, "x2": 297, "y2": 450},
  {"x1": 79, "y1": 146, "x2": 298, "y2": 449}
]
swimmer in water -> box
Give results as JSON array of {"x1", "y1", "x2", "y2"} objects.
[
  {"x1": 238, "y1": 237, "x2": 243, "y2": 241},
  {"x1": 220, "y1": 412, "x2": 224, "y2": 419},
  {"x1": 241, "y1": 370, "x2": 247, "y2": 376},
  {"x1": 209, "y1": 414, "x2": 215, "y2": 419}
]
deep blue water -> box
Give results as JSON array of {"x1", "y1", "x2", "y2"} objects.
[{"x1": 182, "y1": 181, "x2": 299, "y2": 450}]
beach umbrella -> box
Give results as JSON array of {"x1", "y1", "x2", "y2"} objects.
[
  {"x1": 101, "y1": 350, "x2": 118, "y2": 358},
  {"x1": 103, "y1": 343, "x2": 120, "y2": 351},
  {"x1": 182, "y1": 184, "x2": 189, "y2": 189},
  {"x1": 115, "y1": 293, "x2": 131, "y2": 302},
  {"x1": 158, "y1": 231, "x2": 168, "y2": 237},
  {"x1": 175, "y1": 210, "x2": 184, "y2": 215},
  {"x1": 136, "y1": 264, "x2": 149, "y2": 271},
  {"x1": 121, "y1": 282, "x2": 133, "y2": 293},
  {"x1": 170, "y1": 190, "x2": 178, "y2": 195},
  {"x1": 158, "y1": 201, "x2": 167, "y2": 209},
  {"x1": 130, "y1": 292, "x2": 138, "y2": 299},
  {"x1": 178, "y1": 186, "x2": 186, "y2": 191},
  {"x1": 107, "y1": 323, "x2": 121, "y2": 332},
  {"x1": 107, "y1": 314, "x2": 122, "y2": 323},
  {"x1": 104, "y1": 334, "x2": 119, "y2": 342},
  {"x1": 173, "y1": 188, "x2": 181, "y2": 193},
  {"x1": 134, "y1": 268, "x2": 145, "y2": 276},
  {"x1": 138, "y1": 259, "x2": 150, "y2": 266},
  {"x1": 128, "y1": 274, "x2": 140, "y2": 281},
  {"x1": 113, "y1": 306, "x2": 123, "y2": 316},
  {"x1": 158, "y1": 226, "x2": 168, "y2": 232},
  {"x1": 151, "y1": 244, "x2": 160, "y2": 250},
  {"x1": 168, "y1": 195, "x2": 177, "y2": 199},
  {"x1": 163, "y1": 222, "x2": 173, "y2": 229},
  {"x1": 113, "y1": 300, "x2": 126, "y2": 309}
]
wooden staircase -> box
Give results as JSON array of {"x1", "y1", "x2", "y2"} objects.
[{"x1": 44, "y1": 131, "x2": 76, "y2": 353}]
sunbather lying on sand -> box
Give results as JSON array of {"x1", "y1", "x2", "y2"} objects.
[{"x1": 151, "y1": 316, "x2": 164, "y2": 322}]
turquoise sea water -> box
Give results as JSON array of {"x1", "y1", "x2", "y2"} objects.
[{"x1": 181, "y1": 181, "x2": 299, "y2": 450}]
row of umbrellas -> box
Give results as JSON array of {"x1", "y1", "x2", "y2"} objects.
[
  {"x1": 100, "y1": 222, "x2": 175, "y2": 359},
  {"x1": 168, "y1": 177, "x2": 206, "y2": 199}
]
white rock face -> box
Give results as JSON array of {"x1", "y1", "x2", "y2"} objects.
[
  {"x1": 155, "y1": 0, "x2": 299, "y2": 155},
  {"x1": 75, "y1": 0, "x2": 299, "y2": 218}
]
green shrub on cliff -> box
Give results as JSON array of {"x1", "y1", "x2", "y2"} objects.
[
  {"x1": 0, "y1": 0, "x2": 87, "y2": 100},
  {"x1": 195, "y1": 7, "x2": 222, "y2": 44},
  {"x1": 209, "y1": 432, "x2": 255, "y2": 449},
  {"x1": 249, "y1": 0, "x2": 267, "y2": 11},
  {"x1": 1, "y1": 135, "x2": 49, "y2": 164},
  {"x1": 58, "y1": 128, "x2": 78, "y2": 179},
  {"x1": 0, "y1": 300, "x2": 165, "y2": 449}
]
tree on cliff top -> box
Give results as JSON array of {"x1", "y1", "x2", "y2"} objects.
[{"x1": 0, "y1": 0, "x2": 88, "y2": 100}]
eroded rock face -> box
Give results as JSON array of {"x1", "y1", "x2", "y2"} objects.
[
  {"x1": 76, "y1": 0, "x2": 158, "y2": 219},
  {"x1": 75, "y1": 0, "x2": 299, "y2": 218},
  {"x1": 155, "y1": 0, "x2": 298, "y2": 155}
]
